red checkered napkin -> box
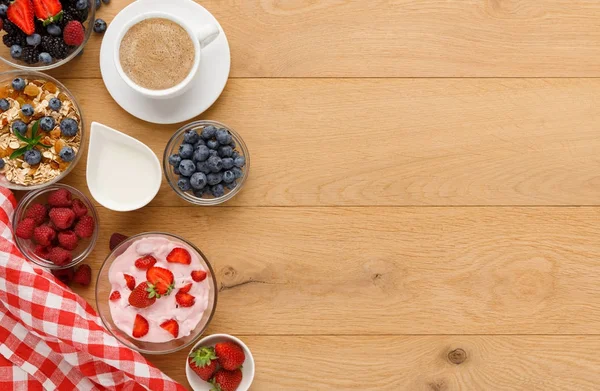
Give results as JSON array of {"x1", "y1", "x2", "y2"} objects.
[{"x1": 0, "y1": 187, "x2": 186, "y2": 391}]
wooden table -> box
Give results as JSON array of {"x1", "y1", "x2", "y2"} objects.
[{"x1": 4, "y1": 1, "x2": 600, "y2": 389}]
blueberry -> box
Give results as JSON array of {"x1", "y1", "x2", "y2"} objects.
[
  {"x1": 23, "y1": 149, "x2": 41, "y2": 165},
  {"x1": 211, "y1": 184, "x2": 225, "y2": 198},
  {"x1": 232, "y1": 167, "x2": 243, "y2": 179},
  {"x1": 201, "y1": 125, "x2": 217, "y2": 140},
  {"x1": 59, "y1": 146, "x2": 75, "y2": 162},
  {"x1": 95, "y1": 0, "x2": 101, "y2": 8},
  {"x1": 173, "y1": 166, "x2": 181, "y2": 175},
  {"x1": 0, "y1": 159, "x2": 4, "y2": 170},
  {"x1": 232, "y1": 151, "x2": 240, "y2": 160},
  {"x1": 196, "y1": 161, "x2": 211, "y2": 174},
  {"x1": 207, "y1": 172, "x2": 223, "y2": 186},
  {"x1": 206, "y1": 155, "x2": 222, "y2": 173},
  {"x1": 193, "y1": 188, "x2": 207, "y2": 198},
  {"x1": 12, "y1": 120, "x2": 27, "y2": 135},
  {"x1": 0, "y1": 99, "x2": 9, "y2": 112},
  {"x1": 10, "y1": 45, "x2": 22, "y2": 59},
  {"x1": 168, "y1": 154, "x2": 182, "y2": 167},
  {"x1": 225, "y1": 180, "x2": 237, "y2": 190},
  {"x1": 178, "y1": 143, "x2": 193, "y2": 159},
  {"x1": 21, "y1": 104, "x2": 33, "y2": 116},
  {"x1": 206, "y1": 139, "x2": 219, "y2": 150},
  {"x1": 0, "y1": 4, "x2": 7, "y2": 17},
  {"x1": 40, "y1": 116, "x2": 55, "y2": 131},
  {"x1": 221, "y1": 157, "x2": 234, "y2": 170},
  {"x1": 178, "y1": 159, "x2": 196, "y2": 177},
  {"x1": 177, "y1": 177, "x2": 191, "y2": 191},
  {"x1": 47, "y1": 24, "x2": 61, "y2": 36},
  {"x1": 209, "y1": 149, "x2": 218, "y2": 157},
  {"x1": 94, "y1": 19, "x2": 107, "y2": 34},
  {"x1": 75, "y1": 0, "x2": 88, "y2": 10},
  {"x1": 38, "y1": 52, "x2": 52, "y2": 64},
  {"x1": 234, "y1": 155, "x2": 246, "y2": 168},
  {"x1": 190, "y1": 172, "x2": 207, "y2": 190},
  {"x1": 60, "y1": 118, "x2": 78, "y2": 136},
  {"x1": 193, "y1": 145, "x2": 210, "y2": 162},
  {"x1": 183, "y1": 129, "x2": 199, "y2": 144},
  {"x1": 216, "y1": 129, "x2": 232, "y2": 145},
  {"x1": 229, "y1": 140, "x2": 236, "y2": 149},
  {"x1": 193, "y1": 139, "x2": 205, "y2": 148},
  {"x1": 48, "y1": 97, "x2": 61, "y2": 111},
  {"x1": 12, "y1": 78, "x2": 25, "y2": 91},
  {"x1": 218, "y1": 145, "x2": 233, "y2": 158},
  {"x1": 26, "y1": 34, "x2": 41, "y2": 47},
  {"x1": 222, "y1": 170, "x2": 235, "y2": 183}
]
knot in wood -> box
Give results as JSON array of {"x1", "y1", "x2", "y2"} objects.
[{"x1": 447, "y1": 348, "x2": 467, "y2": 365}]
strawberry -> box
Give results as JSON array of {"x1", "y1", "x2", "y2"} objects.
[
  {"x1": 159, "y1": 319, "x2": 179, "y2": 338},
  {"x1": 179, "y1": 283, "x2": 193, "y2": 294},
  {"x1": 210, "y1": 368, "x2": 242, "y2": 391},
  {"x1": 33, "y1": 225, "x2": 56, "y2": 246},
  {"x1": 188, "y1": 346, "x2": 218, "y2": 381},
  {"x1": 146, "y1": 266, "x2": 174, "y2": 296},
  {"x1": 71, "y1": 198, "x2": 87, "y2": 218},
  {"x1": 58, "y1": 230, "x2": 78, "y2": 250},
  {"x1": 123, "y1": 274, "x2": 135, "y2": 290},
  {"x1": 47, "y1": 188, "x2": 72, "y2": 207},
  {"x1": 49, "y1": 208, "x2": 76, "y2": 230},
  {"x1": 7, "y1": 0, "x2": 35, "y2": 35},
  {"x1": 74, "y1": 215, "x2": 95, "y2": 238},
  {"x1": 128, "y1": 282, "x2": 156, "y2": 308},
  {"x1": 47, "y1": 246, "x2": 72, "y2": 265},
  {"x1": 166, "y1": 247, "x2": 191, "y2": 265},
  {"x1": 15, "y1": 218, "x2": 36, "y2": 239},
  {"x1": 73, "y1": 264, "x2": 91, "y2": 286},
  {"x1": 31, "y1": 0, "x2": 62, "y2": 25},
  {"x1": 51, "y1": 267, "x2": 74, "y2": 285},
  {"x1": 33, "y1": 244, "x2": 50, "y2": 259},
  {"x1": 109, "y1": 291, "x2": 121, "y2": 301},
  {"x1": 215, "y1": 341, "x2": 245, "y2": 371},
  {"x1": 132, "y1": 314, "x2": 149, "y2": 338},
  {"x1": 110, "y1": 233, "x2": 128, "y2": 250},
  {"x1": 63, "y1": 20, "x2": 84, "y2": 46},
  {"x1": 134, "y1": 255, "x2": 156, "y2": 270},
  {"x1": 175, "y1": 291, "x2": 195, "y2": 307},
  {"x1": 0, "y1": 19, "x2": 3, "y2": 31},
  {"x1": 191, "y1": 270, "x2": 207, "y2": 282},
  {"x1": 25, "y1": 203, "x2": 47, "y2": 225}
]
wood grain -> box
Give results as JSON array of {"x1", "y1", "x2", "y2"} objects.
[
  {"x1": 4, "y1": 0, "x2": 600, "y2": 77},
  {"x1": 51, "y1": 78, "x2": 600, "y2": 206},
  {"x1": 72, "y1": 206, "x2": 600, "y2": 335}
]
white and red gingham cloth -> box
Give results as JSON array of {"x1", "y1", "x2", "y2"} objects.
[{"x1": 0, "y1": 187, "x2": 186, "y2": 391}]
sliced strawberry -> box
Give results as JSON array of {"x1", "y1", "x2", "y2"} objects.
[
  {"x1": 191, "y1": 270, "x2": 207, "y2": 282},
  {"x1": 175, "y1": 291, "x2": 195, "y2": 307},
  {"x1": 8, "y1": 0, "x2": 35, "y2": 35},
  {"x1": 128, "y1": 282, "x2": 157, "y2": 308},
  {"x1": 166, "y1": 247, "x2": 191, "y2": 265},
  {"x1": 132, "y1": 314, "x2": 149, "y2": 338},
  {"x1": 159, "y1": 319, "x2": 179, "y2": 338},
  {"x1": 179, "y1": 283, "x2": 193, "y2": 294},
  {"x1": 135, "y1": 255, "x2": 157, "y2": 270},
  {"x1": 31, "y1": 0, "x2": 62, "y2": 25},
  {"x1": 109, "y1": 291, "x2": 121, "y2": 301},
  {"x1": 123, "y1": 274, "x2": 135, "y2": 290}
]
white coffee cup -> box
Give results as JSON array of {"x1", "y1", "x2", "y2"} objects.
[{"x1": 114, "y1": 11, "x2": 220, "y2": 99}]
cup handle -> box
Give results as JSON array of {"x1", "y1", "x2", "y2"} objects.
[{"x1": 196, "y1": 24, "x2": 220, "y2": 48}]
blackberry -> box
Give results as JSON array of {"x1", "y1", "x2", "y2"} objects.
[
  {"x1": 61, "y1": 12, "x2": 76, "y2": 27},
  {"x1": 3, "y1": 34, "x2": 26, "y2": 48},
  {"x1": 64, "y1": 5, "x2": 88, "y2": 22},
  {"x1": 21, "y1": 47, "x2": 40, "y2": 64},
  {"x1": 41, "y1": 36, "x2": 71, "y2": 59},
  {"x1": 3, "y1": 19, "x2": 20, "y2": 35}
]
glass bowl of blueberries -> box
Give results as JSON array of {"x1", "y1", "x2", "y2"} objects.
[
  {"x1": 0, "y1": 0, "x2": 96, "y2": 70},
  {"x1": 163, "y1": 120, "x2": 249, "y2": 205}
]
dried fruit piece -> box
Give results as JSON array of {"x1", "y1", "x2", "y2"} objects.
[
  {"x1": 43, "y1": 81, "x2": 57, "y2": 93},
  {"x1": 54, "y1": 139, "x2": 65, "y2": 154},
  {"x1": 24, "y1": 84, "x2": 39, "y2": 97}
]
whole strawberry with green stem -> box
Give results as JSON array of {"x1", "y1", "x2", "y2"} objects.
[
  {"x1": 188, "y1": 346, "x2": 218, "y2": 381},
  {"x1": 210, "y1": 368, "x2": 242, "y2": 391}
]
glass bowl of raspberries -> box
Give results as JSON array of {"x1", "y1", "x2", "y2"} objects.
[
  {"x1": 0, "y1": 0, "x2": 95, "y2": 69},
  {"x1": 163, "y1": 120, "x2": 250, "y2": 205},
  {"x1": 13, "y1": 183, "x2": 99, "y2": 269}
]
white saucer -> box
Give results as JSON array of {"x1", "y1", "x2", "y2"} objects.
[{"x1": 99, "y1": 0, "x2": 231, "y2": 124}]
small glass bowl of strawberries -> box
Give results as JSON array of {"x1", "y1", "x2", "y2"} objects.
[{"x1": 13, "y1": 183, "x2": 99, "y2": 269}]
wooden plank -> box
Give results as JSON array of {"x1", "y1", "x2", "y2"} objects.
[
  {"x1": 52, "y1": 78, "x2": 600, "y2": 206},
  {"x1": 72, "y1": 206, "x2": 600, "y2": 335},
  {"x1": 149, "y1": 336, "x2": 600, "y2": 390},
  {"x1": 4, "y1": 0, "x2": 600, "y2": 78}
]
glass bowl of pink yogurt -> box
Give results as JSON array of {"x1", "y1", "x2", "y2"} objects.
[{"x1": 95, "y1": 232, "x2": 218, "y2": 354}]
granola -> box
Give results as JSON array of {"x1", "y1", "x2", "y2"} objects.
[{"x1": 0, "y1": 78, "x2": 81, "y2": 186}]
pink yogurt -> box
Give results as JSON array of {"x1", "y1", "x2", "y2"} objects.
[{"x1": 108, "y1": 236, "x2": 210, "y2": 342}]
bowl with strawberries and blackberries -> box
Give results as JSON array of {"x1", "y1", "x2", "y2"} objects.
[{"x1": 0, "y1": 0, "x2": 97, "y2": 69}]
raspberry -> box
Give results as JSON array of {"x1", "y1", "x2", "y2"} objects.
[
  {"x1": 71, "y1": 198, "x2": 87, "y2": 217},
  {"x1": 63, "y1": 21, "x2": 84, "y2": 46},
  {"x1": 25, "y1": 203, "x2": 47, "y2": 225},
  {"x1": 73, "y1": 264, "x2": 91, "y2": 286},
  {"x1": 74, "y1": 215, "x2": 94, "y2": 238},
  {"x1": 57, "y1": 230, "x2": 78, "y2": 250},
  {"x1": 48, "y1": 247, "x2": 72, "y2": 266},
  {"x1": 33, "y1": 245, "x2": 50, "y2": 259},
  {"x1": 51, "y1": 267, "x2": 74, "y2": 285},
  {"x1": 49, "y1": 208, "x2": 76, "y2": 230},
  {"x1": 47, "y1": 188, "x2": 72, "y2": 207},
  {"x1": 15, "y1": 218, "x2": 36, "y2": 239},
  {"x1": 33, "y1": 225, "x2": 56, "y2": 246}
]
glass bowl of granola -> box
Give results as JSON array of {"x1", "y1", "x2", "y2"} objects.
[{"x1": 0, "y1": 70, "x2": 85, "y2": 190}]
